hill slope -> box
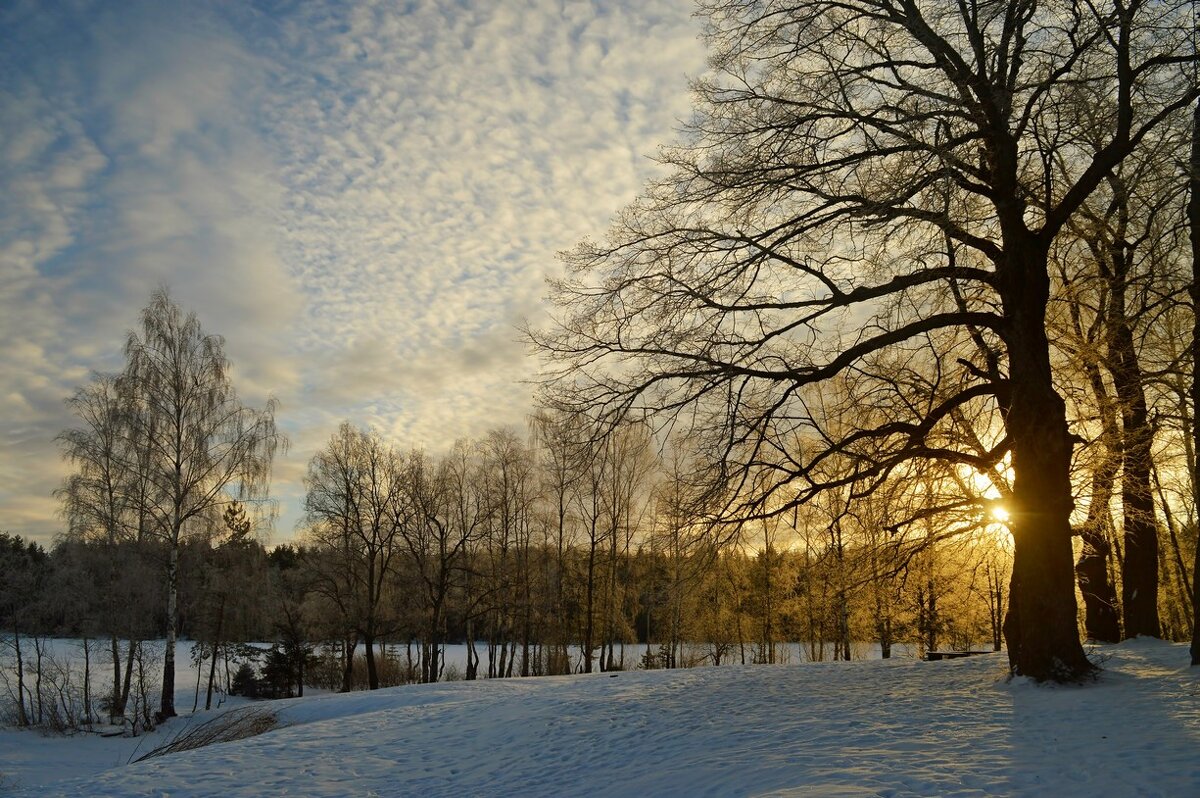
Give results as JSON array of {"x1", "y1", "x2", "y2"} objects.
[{"x1": 15, "y1": 640, "x2": 1200, "y2": 797}]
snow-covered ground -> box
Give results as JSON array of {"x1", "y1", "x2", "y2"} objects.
[{"x1": 4, "y1": 639, "x2": 1198, "y2": 796}]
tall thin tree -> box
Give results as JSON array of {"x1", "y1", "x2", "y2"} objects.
[{"x1": 122, "y1": 289, "x2": 282, "y2": 719}]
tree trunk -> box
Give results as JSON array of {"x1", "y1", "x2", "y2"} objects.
[
  {"x1": 120, "y1": 640, "x2": 136, "y2": 719},
  {"x1": 363, "y1": 634, "x2": 378, "y2": 690},
  {"x1": 1189, "y1": 97, "x2": 1200, "y2": 666},
  {"x1": 205, "y1": 595, "x2": 226, "y2": 710},
  {"x1": 465, "y1": 617, "x2": 478, "y2": 681},
  {"x1": 14, "y1": 628, "x2": 28, "y2": 727},
  {"x1": 82, "y1": 638, "x2": 92, "y2": 726},
  {"x1": 426, "y1": 613, "x2": 442, "y2": 684},
  {"x1": 1072, "y1": 304, "x2": 1123, "y2": 643},
  {"x1": 109, "y1": 634, "x2": 124, "y2": 724},
  {"x1": 1154, "y1": 464, "x2": 1193, "y2": 638},
  {"x1": 1076, "y1": 527, "x2": 1121, "y2": 643},
  {"x1": 1108, "y1": 242, "x2": 1160, "y2": 639},
  {"x1": 340, "y1": 637, "x2": 356, "y2": 692},
  {"x1": 159, "y1": 542, "x2": 180, "y2": 720},
  {"x1": 583, "y1": 535, "x2": 597, "y2": 674},
  {"x1": 983, "y1": 557, "x2": 1005, "y2": 652},
  {"x1": 34, "y1": 637, "x2": 44, "y2": 724},
  {"x1": 1002, "y1": 239, "x2": 1092, "y2": 681}
]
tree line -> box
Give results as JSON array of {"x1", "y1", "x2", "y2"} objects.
[
  {"x1": 3, "y1": 413, "x2": 1017, "y2": 733},
  {"x1": 0, "y1": 289, "x2": 1021, "y2": 733}
]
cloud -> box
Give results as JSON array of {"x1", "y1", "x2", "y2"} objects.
[{"x1": 0, "y1": 0, "x2": 706, "y2": 544}]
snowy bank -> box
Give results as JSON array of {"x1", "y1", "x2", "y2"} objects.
[{"x1": 6, "y1": 639, "x2": 1200, "y2": 797}]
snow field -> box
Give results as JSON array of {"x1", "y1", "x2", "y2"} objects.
[{"x1": 4, "y1": 638, "x2": 1198, "y2": 797}]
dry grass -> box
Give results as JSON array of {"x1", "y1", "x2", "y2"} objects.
[{"x1": 134, "y1": 706, "x2": 279, "y2": 762}]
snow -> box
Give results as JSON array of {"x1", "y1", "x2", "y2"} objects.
[{"x1": 4, "y1": 639, "x2": 1199, "y2": 797}]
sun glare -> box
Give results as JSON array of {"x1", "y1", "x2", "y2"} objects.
[{"x1": 989, "y1": 504, "x2": 1010, "y2": 523}]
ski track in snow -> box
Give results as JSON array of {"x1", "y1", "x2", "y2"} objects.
[{"x1": 6, "y1": 640, "x2": 1200, "y2": 797}]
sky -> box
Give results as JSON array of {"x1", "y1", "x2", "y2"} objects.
[{"x1": 0, "y1": 0, "x2": 708, "y2": 546}]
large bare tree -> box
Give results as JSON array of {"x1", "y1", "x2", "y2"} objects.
[{"x1": 537, "y1": 0, "x2": 1197, "y2": 680}]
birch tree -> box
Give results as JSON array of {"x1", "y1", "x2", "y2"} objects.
[{"x1": 122, "y1": 289, "x2": 282, "y2": 718}]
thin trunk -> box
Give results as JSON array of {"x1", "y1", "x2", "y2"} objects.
[
  {"x1": 1189, "y1": 98, "x2": 1200, "y2": 665},
  {"x1": 192, "y1": 648, "x2": 202, "y2": 712},
  {"x1": 1110, "y1": 250, "x2": 1160, "y2": 639},
  {"x1": 82, "y1": 639, "x2": 92, "y2": 726},
  {"x1": 159, "y1": 542, "x2": 179, "y2": 720},
  {"x1": 34, "y1": 637, "x2": 44, "y2": 724},
  {"x1": 762, "y1": 545, "x2": 773, "y2": 664},
  {"x1": 120, "y1": 640, "x2": 136, "y2": 718},
  {"x1": 583, "y1": 534, "x2": 597, "y2": 673},
  {"x1": 14, "y1": 629, "x2": 28, "y2": 727},
  {"x1": 1154, "y1": 463, "x2": 1194, "y2": 638},
  {"x1": 1072, "y1": 298, "x2": 1123, "y2": 642},
  {"x1": 363, "y1": 634, "x2": 378, "y2": 690},
  {"x1": 205, "y1": 595, "x2": 226, "y2": 710},
  {"x1": 466, "y1": 618, "x2": 478, "y2": 681},
  {"x1": 340, "y1": 637, "x2": 356, "y2": 692},
  {"x1": 988, "y1": 562, "x2": 1005, "y2": 652},
  {"x1": 109, "y1": 634, "x2": 123, "y2": 724}
]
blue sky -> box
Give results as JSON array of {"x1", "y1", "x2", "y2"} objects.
[{"x1": 0, "y1": 0, "x2": 706, "y2": 544}]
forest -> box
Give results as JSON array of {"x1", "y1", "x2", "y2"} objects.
[{"x1": 1, "y1": 339, "x2": 1018, "y2": 733}]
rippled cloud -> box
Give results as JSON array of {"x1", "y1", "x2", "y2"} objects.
[{"x1": 0, "y1": 0, "x2": 705, "y2": 543}]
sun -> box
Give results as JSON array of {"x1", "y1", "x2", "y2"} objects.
[{"x1": 989, "y1": 503, "x2": 1010, "y2": 523}]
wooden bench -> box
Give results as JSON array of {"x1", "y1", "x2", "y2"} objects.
[{"x1": 924, "y1": 650, "x2": 993, "y2": 661}]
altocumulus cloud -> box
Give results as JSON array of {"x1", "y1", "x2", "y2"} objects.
[{"x1": 0, "y1": 0, "x2": 705, "y2": 544}]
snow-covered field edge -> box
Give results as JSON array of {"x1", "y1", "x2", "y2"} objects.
[{"x1": 2, "y1": 639, "x2": 1198, "y2": 796}]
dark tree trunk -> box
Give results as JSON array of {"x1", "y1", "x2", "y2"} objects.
[
  {"x1": 987, "y1": 561, "x2": 1005, "y2": 652},
  {"x1": 920, "y1": 580, "x2": 938, "y2": 656},
  {"x1": 1071, "y1": 297, "x2": 1123, "y2": 643},
  {"x1": 14, "y1": 628, "x2": 28, "y2": 727},
  {"x1": 583, "y1": 535, "x2": 597, "y2": 674},
  {"x1": 120, "y1": 640, "x2": 136, "y2": 717},
  {"x1": 1076, "y1": 528, "x2": 1121, "y2": 643},
  {"x1": 425, "y1": 619, "x2": 442, "y2": 684},
  {"x1": 82, "y1": 639, "x2": 92, "y2": 726},
  {"x1": 205, "y1": 595, "x2": 226, "y2": 710},
  {"x1": 1108, "y1": 235, "x2": 1160, "y2": 639},
  {"x1": 159, "y1": 544, "x2": 179, "y2": 720},
  {"x1": 465, "y1": 617, "x2": 478, "y2": 680},
  {"x1": 1001, "y1": 237, "x2": 1093, "y2": 681},
  {"x1": 1189, "y1": 98, "x2": 1200, "y2": 666},
  {"x1": 340, "y1": 637, "x2": 356, "y2": 693},
  {"x1": 363, "y1": 634, "x2": 378, "y2": 690},
  {"x1": 109, "y1": 635, "x2": 124, "y2": 724}
]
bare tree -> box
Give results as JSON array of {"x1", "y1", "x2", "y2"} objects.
[
  {"x1": 536, "y1": 0, "x2": 1197, "y2": 681},
  {"x1": 396, "y1": 449, "x2": 477, "y2": 684},
  {"x1": 304, "y1": 423, "x2": 403, "y2": 690},
  {"x1": 530, "y1": 411, "x2": 584, "y2": 674},
  {"x1": 57, "y1": 374, "x2": 142, "y2": 722},
  {"x1": 122, "y1": 289, "x2": 283, "y2": 718}
]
